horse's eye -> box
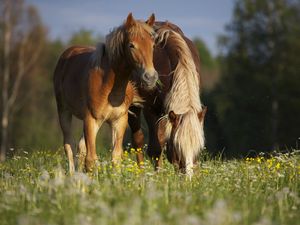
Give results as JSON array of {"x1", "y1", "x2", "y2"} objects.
[{"x1": 129, "y1": 43, "x2": 135, "y2": 49}]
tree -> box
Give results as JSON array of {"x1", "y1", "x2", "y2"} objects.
[
  {"x1": 210, "y1": 0, "x2": 300, "y2": 156},
  {"x1": 68, "y1": 28, "x2": 103, "y2": 46},
  {"x1": 193, "y1": 38, "x2": 220, "y2": 91},
  {"x1": 0, "y1": 0, "x2": 46, "y2": 160},
  {"x1": 9, "y1": 29, "x2": 108, "y2": 153}
]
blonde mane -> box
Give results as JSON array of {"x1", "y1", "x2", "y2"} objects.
[
  {"x1": 157, "y1": 28, "x2": 205, "y2": 169},
  {"x1": 105, "y1": 20, "x2": 155, "y2": 64}
]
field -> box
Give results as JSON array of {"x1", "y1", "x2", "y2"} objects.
[{"x1": 0, "y1": 149, "x2": 299, "y2": 225}]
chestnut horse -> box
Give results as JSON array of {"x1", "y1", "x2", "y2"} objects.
[
  {"x1": 128, "y1": 22, "x2": 206, "y2": 176},
  {"x1": 53, "y1": 13, "x2": 158, "y2": 173}
]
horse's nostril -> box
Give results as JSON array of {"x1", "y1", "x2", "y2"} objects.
[
  {"x1": 144, "y1": 73, "x2": 151, "y2": 80},
  {"x1": 142, "y1": 71, "x2": 158, "y2": 88},
  {"x1": 143, "y1": 72, "x2": 152, "y2": 82}
]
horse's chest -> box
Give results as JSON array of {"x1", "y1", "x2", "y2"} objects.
[{"x1": 91, "y1": 102, "x2": 127, "y2": 123}]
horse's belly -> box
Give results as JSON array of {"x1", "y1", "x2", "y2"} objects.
[{"x1": 63, "y1": 80, "x2": 86, "y2": 120}]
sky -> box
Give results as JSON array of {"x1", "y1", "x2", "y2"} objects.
[{"x1": 26, "y1": 0, "x2": 235, "y2": 55}]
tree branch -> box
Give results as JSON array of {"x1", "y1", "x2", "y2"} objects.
[{"x1": 8, "y1": 34, "x2": 43, "y2": 108}]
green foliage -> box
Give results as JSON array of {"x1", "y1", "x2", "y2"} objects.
[
  {"x1": 0, "y1": 150, "x2": 299, "y2": 225},
  {"x1": 206, "y1": 0, "x2": 300, "y2": 155},
  {"x1": 10, "y1": 27, "x2": 108, "y2": 152},
  {"x1": 68, "y1": 29, "x2": 103, "y2": 46},
  {"x1": 193, "y1": 38, "x2": 221, "y2": 92},
  {"x1": 193, "y1": 38, "x2": 216, "y2": 70}
]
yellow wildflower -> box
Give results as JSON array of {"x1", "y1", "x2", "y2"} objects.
[
  {"x1": 267, "y1": 159, "x2": 273, "y2": 168},
  {"x1": 257, "y1": 158, "x2": 262, "y2": 163}
]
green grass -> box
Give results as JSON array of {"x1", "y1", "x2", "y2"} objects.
[{"x1": 0, "y1": 149, "x2": 299, "y2": 225}]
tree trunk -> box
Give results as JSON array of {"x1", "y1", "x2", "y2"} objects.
[{"x1": 0, "y1": 0, "x2": 11, "y2": 161}]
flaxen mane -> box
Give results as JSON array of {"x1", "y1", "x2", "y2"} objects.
[{"x1": 157, "y1": 28, "x2": 205, "y2": 164}]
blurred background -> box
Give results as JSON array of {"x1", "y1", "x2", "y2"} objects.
[{"x1": 0, "y1": 0, "x2": 299, "y2": 160}]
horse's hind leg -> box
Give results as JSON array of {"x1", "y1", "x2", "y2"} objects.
[
  {"x1": 77, "y1": 135, "x2": 86, "y2": 172},
  {"x1": 58, "y1": 110, "x2": 75, "y2": 174},
  {"x1": 128, "y1": 106, "x2": 144, "y2": 164}
]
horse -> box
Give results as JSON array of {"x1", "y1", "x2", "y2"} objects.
[
  {"x1": 53, "y1": 13, "x2": 158, "y2": 173},
  {"x1": 128, "y1": 21, "x2": 207, "y2": 176}
]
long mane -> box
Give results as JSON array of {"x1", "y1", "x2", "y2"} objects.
[{"x1": 157, "y1": 28, "x2": 205, "y2": 164}]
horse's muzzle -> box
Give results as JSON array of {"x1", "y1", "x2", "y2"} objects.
[{"x1": 141, "y1": 70, "x2": 158, "y2": 90}]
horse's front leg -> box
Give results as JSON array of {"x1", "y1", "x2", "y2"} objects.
[
  {"x1": 84, "y1": 114, "x2": 100, "y2": 172},
  {"x1": 144, "y1": 110, "x2": 163, "y2": 170},
  {"x1": 111, "y1": 113, "x2": 128, "y2": 166},
  {"x1": 128, "y1": 106, "x2": 144, "y2": 165}
]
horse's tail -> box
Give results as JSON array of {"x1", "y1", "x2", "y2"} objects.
[{"x1": 53, "y1": 50, "x2": 67, "y2": 110}]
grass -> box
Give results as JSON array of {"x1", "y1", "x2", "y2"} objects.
[{"x1": 0, "y1": 148, "x2": 299, "y2": 225}]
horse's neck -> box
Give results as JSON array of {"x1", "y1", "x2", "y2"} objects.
[
  {"x1": 107, "y1": 61, "x2": 132, "y2": 107},
  {"x1": 165, "y1": 44, "x2": 179, "y2": 72}
]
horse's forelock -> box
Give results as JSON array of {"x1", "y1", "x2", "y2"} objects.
[{"x1": 105, "y1": 21, "x2": 154, "y2": 64}]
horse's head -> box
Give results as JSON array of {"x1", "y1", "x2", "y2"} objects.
[
  {"x1": 123, "y1": 13, "x2": 158, "y2": 90},
  {"x1": 165, "y1": 106, "x2": 207, "y2": 173}
]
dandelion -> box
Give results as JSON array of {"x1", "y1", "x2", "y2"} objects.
[
  {"x1": 202, "y1": 169, "x2": 209, "y2": 174},
  {"x1": 267, "y1": 159, "x2": 273, "y2": 169},
  {"x1": 257, "y1": 158, "x2": 262, "y2": 163},
  {"x1": 275, "y1": 163, "x2": 280, "y2": 170}
]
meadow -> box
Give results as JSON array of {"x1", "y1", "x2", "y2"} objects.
[{"x1": 0, "y1": 148, "x2": 299, "y2": 225}]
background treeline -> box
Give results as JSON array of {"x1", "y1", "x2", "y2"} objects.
[{"x1": 0, "y1": 0, "x2": 299, "y2": 160}]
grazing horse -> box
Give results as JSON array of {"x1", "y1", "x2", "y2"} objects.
[
  {"x1": 53, "y1": 13, "x2": 158, "y2": 173},
  {"x1": 128, "y1": 21, "x2": 207, "y2": 176}
]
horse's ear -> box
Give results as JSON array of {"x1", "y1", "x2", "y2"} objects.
[
  {"x1": 146, "y1": 13, "x2": 155, "y2": 27},
  {"x1": 198, "y1": 106, "x2": 207, "y2": 122},
  {"x1": 125, "y1": 12, "x2": 136, "y2": 28},
  {"x1": 168, "y1": 111, "x2": 177, "y2": 124}
]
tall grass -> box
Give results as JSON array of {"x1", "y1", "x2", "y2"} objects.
[{"x1": 0, "y1": 149, "x2": 299, "y2": 225}]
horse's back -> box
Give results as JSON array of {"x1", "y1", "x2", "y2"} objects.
[{"x1": 54, "y1": 45, "x2": 95, "y2": 85}]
